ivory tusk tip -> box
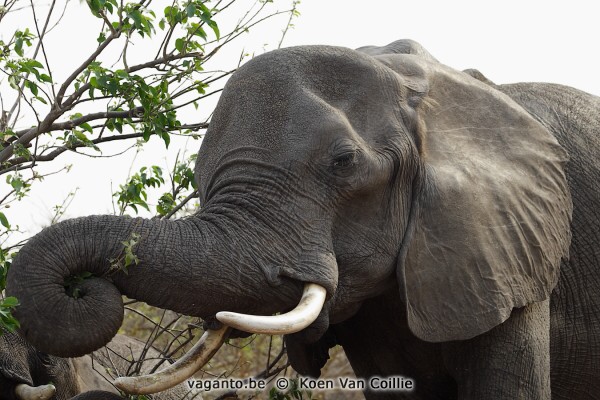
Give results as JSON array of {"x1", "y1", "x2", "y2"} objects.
[
  {"x1": 112, "y1": 326, "x2": 229, "y2": 395},
  {"x1": 113, "y1": 377, "x2": 130, "y2": 391},
  {"x1": 114, "y1": 376, "x2": 159, "y2": 395},
  {"x1": 215, "y1": 283, "x2": 327, "y2": 335},
  {"x1": 15, "y1": 383, "x2": 56, "y2": 400}
]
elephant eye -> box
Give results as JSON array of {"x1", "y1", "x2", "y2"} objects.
[{"x1": 333, "y1": 151, "x2": 357, "y2": 168}]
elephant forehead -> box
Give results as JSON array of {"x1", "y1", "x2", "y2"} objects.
[
  {"x1": 230, "y1": 45, "x2": 386, "y2": 95},
  {"x1": 207, "y1": 46, "x2": 401, "y2": 145}
]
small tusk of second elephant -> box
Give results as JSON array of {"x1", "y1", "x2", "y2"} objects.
[
  {"x1": 113, "y1": 283, "x2": 327, "y2": 395},
  {"x1": 15, "y1": 383, "x2": 56, "y2": 400},
  {"x1": 216, "y1": 283, "x2": 327, "y2": 334}
]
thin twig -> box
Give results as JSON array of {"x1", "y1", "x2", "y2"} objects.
[
  {"x1": 162, "y1": 190, "x2": 198, "y2": 219},
  {"x1": 1, "y1": 133, "x2": 142, "y2": 174},
  {"x1": 55, "y1": 30, "x2": 121, "y2": 105},
  {"x1": 29, "y1": 0, "x2": 57, "y2": 98},
  {"x1": 278, "y1": 1, "x2": 298, "y2": 49}
]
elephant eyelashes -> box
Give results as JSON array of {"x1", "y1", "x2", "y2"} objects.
[{"x1": 332, "y1": 151, "x2": 357, "y2": 168}]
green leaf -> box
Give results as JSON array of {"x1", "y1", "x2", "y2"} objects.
[
  {"x1": 157, "y1": 192, "x2": 175, "y2": 216},
  {"x1": 186, "y1": 3, "x2": 196, "y2": 17},
  {"x1": 87, "y1": 0, "x2": 102, "y2": 16},
  {"x1": 39, "y1": 74, "x2": 52, "y2": 83},
  {"x1": 129, "y1": 9, "x2": 143, "y2": 29},
  {"x1": 105, "y1": 1, "x2": 114, "y2": 14},
  {"x1": 1, "y1": 297, "x2": 19, "y2": 308},
  {"x1": 70, "y1": 130, "x2": 100, "y2": 151},
  {"x1": 73, "y1": 130, "x2": 89, "y2": 142},
  {"x1": 80, "y1": 122, "x2": 93, "y2": 133},
  {"x1": 200, "y1": 15, "x2": 220, "y2": 40},
  {"x1": 164, "y1": 6, "x2": 180, "y2": 25},
  {"x1": 175, "y1": 38, "x2": 185, "y2": 53},
  {"x1": 25, "y1": 80, "x2": 39, "y2": 96},
  {"x1": 27, "y1": 59, "x2": 44, "y2": 69},
  {"x1": 15, "y1": 38, "x2": 23, "y2": 56},
  {"x1": 0, "y1": 295, "x2": 20, "y2": 334},
  {"x1": 9, "y1": 176, "x2": 23, "y2": 192},
  {"x1": 0, "y1": 212, "x2": 9, "y2": 229}
]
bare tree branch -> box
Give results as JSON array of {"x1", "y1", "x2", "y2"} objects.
[
  {"x1": 29, "y1": 0, "x2": 57, "y2": 98},
  {"x1": 278, "y1": 0, "x2": 299, "y2": 49},
  {"x1": 6, "y1": 0, "x2": 57, "y2": 128},
  {"x1": 10, "y1": 107, "x2": 142, "y2": 141},
  {"x1": 0, "y1": 0, "x2": 20, "y2": 24},
  {"x1": 55, "y1": 30, "x2": 121, "y2": 106},
  {"x1": 1, "y1": 132, "x2": 142, "y2": 174}
]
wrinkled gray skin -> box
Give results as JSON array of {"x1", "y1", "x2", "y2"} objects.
[
  {"x1": 6, "y1": 39, "x2": 600, "y2": 399},
  {"x1": 0, "y1": 331, "x2": 190, "y2": 399}
]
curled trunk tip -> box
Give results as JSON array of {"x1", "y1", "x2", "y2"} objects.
[
  {"x1": 11, "y1": 276, "x2": 124, "y2": 357},
  {"x1": 6, "y1": 217, "x2": 126, "y2": 357}
]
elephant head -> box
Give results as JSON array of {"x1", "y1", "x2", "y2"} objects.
[
  {"x1": 1, "y1": 329, "x2": 77, "y2": 400},
  {"x1": 6, "y1": 40, "x2": 572, "y2": 392}
]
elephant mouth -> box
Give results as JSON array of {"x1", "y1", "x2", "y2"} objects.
[{"x1": 113, "y1": 282, "x2": 327, "y2": 395}]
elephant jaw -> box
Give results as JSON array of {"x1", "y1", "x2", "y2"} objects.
[
  {"x1": 113, "y1": 282, "x2": 327, "y2": 395},
  {"x1": 14, "y1": 384, "x2": 56, "y2": 400}
]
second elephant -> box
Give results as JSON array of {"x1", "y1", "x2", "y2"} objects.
[{"x1": 0, "y1": 330, "x2": 193, "y2": 399}]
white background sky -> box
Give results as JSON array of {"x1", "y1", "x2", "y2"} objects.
[{"x1": 2, "y1": 0, "x2": 599, "y2": 241}]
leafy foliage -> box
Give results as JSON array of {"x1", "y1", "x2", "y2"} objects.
[
  {"x1": 63, "y1": 271, "x2": 93, "y2": 299},
  {"x1": 0, "y1": 0, "x2": 301, "y2": 337},
  {"x1": 109, "y1": 232, "x2": 141, "y2": 274},
  {"x1": 0, "y1": 296, "x2": 19, "y2": 332},
  {"x1": 115, "y1": 166, "x2": 165, "y2": 214}
]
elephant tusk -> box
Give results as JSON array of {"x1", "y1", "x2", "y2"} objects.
[
  {"x1": 216, "y1": 283, "x2": 327, "y2": 334},
  {"x1": 15, "y1": 383, "x2": 56, "y2": 400},
  {"x1": 113, "y1": 283, "x2": 325, "y2": 394},
  {"x1": 113, "y1": 325, "x2": 229, "y2": 395}
]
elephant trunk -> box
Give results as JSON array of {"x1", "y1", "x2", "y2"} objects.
[{"x1": 6, "y1": 214, "x2": 310, "y2": 358}]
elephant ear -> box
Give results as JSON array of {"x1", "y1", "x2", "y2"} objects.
[{"x1": 378, "y1": 53, "x2": 572, "y2": 342}]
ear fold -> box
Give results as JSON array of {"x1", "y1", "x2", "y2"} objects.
[{"x1": 378, "y1": 54, "x2": 572, "y2": 342}]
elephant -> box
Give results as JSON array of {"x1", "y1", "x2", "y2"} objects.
[
  {"x1": 5, "y1": 38, "x2": 600, "y2": 399},
  {"x1": 0, "y1": 330, "x2": 192, "y2": 399}
]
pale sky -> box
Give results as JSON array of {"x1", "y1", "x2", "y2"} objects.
[
  {"x1": 3, "y1": 0, "x2": 599, "y2": 241},
  {"x1": 285, "y1": 0, "x2": 600, "y2": 95}
]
